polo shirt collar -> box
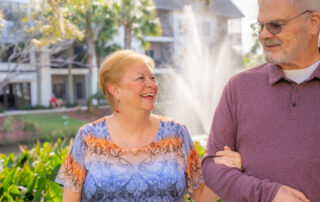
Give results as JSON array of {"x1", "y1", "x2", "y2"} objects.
[
  {"x1": 268, "y1": 62, "x2": 320, "y2": 85},
  {"x1": 306, "y1": 63, "x2": 320, "y2": 81},
  {"x1": 268, "y1": 63, "x2": 285, "y2": 85}
]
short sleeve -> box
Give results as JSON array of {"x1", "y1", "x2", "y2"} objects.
[
  {"x1": 55, "y1": 127, "x2": 87, "y2": 192},
  {"x1": 181, "y1": 125, "x2": 203, "y2": 193}
]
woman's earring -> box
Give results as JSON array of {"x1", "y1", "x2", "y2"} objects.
[{"x1": 115, "y1": 100, "x2": 120, "y2": 113}]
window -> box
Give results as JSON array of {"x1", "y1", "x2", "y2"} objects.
[
  {"x1": 76, "y1": 82, "x2": 83, "y2": 99},
  {"x1": 146, "y1": 50, "x2": 154, "y2": 58}
]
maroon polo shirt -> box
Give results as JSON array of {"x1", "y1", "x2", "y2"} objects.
[{"x1": 202, "y1": 62, "x2": 320, "y2": 202}]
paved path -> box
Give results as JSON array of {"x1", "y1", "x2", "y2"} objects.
[{"x1": 0, "y1": 105, "x2": 110, "y2": 117}]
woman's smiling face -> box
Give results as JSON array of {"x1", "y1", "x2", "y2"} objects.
[{"x1": 117, "y1": 62, "x2": 158, "y2": 112}]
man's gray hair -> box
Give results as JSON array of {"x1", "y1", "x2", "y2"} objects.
[{"x1": 290, "y1": 0, "x2": 320, "y2": 12}]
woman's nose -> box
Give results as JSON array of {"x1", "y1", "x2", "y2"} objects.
[{"x1": 146, "y1": 79, "x2": 157, "y2": 87}]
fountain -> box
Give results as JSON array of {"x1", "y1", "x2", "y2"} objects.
[{"x1": 157, "y1": 5, "x2": 242, "y2": 145}]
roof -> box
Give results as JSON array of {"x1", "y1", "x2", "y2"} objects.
[
  {"x1": 154, "y1": 0, "x2": 244, "y2": 19},
  {"x1": 209, "y1": 0, "x2": 244, "y2": 18},
  {"x1": 154, "y1": 0, "x2": 184, "y2": 10}
]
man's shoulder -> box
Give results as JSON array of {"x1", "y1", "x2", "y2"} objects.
[{"x1": 229, "y1": 63, "x2": 270, "y2": 84}]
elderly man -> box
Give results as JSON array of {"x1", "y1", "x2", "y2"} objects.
[{"x1": 202, "y1": 0, "x2": 320, "y2": 201}]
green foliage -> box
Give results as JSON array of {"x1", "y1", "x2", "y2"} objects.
[
  {"x1": 0, "y1": 116, "x2": 13, "y2": 133},
  {"x1": 0, "y1": 140, "x2": 69, "y2": 201},
  {"x1": 65, "y1": 103, "x2": 79, "y2": 108},
  {"x1": 243, "y1": 53, "x2": 265, "y2": 68},
  {"x1": 90, "y1": 89, "x2": 107, "y2": 104},
  {"x1": 243, "y1": 32, "x2": 265, "y2": 68},
  {"x1": 25, "y1": 0, "x2": 84, "y2": 47},
  {"x1": 0, "y1": 135, "x2": 222, "y2": 201},
  {"x1": 194, "y1": 141, "x2": 205, "y2": 158},
  {"x1": 23, "y1": 120, "x2": 39, "y2": 133},
  {"x1": 112, "y1": 0, "x2": 162, "y2": 49},
  {"x1": 18, "y1": 105, "x2": 51, "y2": 110}
]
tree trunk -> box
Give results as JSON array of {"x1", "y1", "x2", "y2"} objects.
[
  {"x1": 36, "y1": 50, "x2": 41, "y2": 106},
  {"x1": 97, "y1": 54, "x2": 101, "y2": 70},
  {"x1": 124, "y1": 25, "x2": 132, "y2": 49},
  {"x1": 85, "y1": 11, "x2": 98, "y2": 98},
  {"x1": 67, "y1": 44, "x2": 74, "y2": 104}
]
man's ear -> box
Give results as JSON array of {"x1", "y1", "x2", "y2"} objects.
[
  {"x1": 107, "y1": 83, "x2": 120, "y2": 100},
  {"x1": 309, "y1": 12, "x2": 320, "y2": 35}
]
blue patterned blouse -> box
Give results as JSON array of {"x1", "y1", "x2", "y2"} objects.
[{"x1": 55, "y1": 115, "x2": 203, "y2": 202}]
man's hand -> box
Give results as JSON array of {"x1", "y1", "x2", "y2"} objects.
[{"x1": 272, "y1": 185, "x2": 310, "y2": 202}]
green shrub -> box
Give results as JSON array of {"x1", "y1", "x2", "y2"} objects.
[
  {"x1": 65, "y1": 103, "x2": 79, "y2": 108},
  {"x1": 23, "y1": 120, "x2": 39, "y2": 133},
  {"x1": 19, "y1": 105, "x2": 51, "y2": 110},
  {"x1": 0, "y1": 116, "x2": 12, "y2": 133},
  {"x1": 194, "y1": 141, "x2": 205, "y2": 158},
  {"x1": 89, "y1": 89, "x2": 108, "y2": 106},
  {"x1": 0, "y1": 139, "x2": 69, "y2": 201},
  {"x1": 0, "y1": 137, "x2": 221, "y2": 201}
]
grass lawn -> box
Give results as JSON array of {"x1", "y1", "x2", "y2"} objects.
[{"x1": 16, "y1": 113, "x2": 87, "y2": 141}]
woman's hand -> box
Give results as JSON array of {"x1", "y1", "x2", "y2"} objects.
[
  {"x1": 214, "y1": 146, "x2": 242, "y2": 170},
  {"x1": 62, "y1": 187, "x2": 81, "y2": 202}
]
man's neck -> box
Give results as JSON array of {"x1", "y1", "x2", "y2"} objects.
[{"x1": 280, "y1": 46, "x2": 320, "y2": 70}]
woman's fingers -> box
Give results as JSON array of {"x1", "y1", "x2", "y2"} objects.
[
  {"x1": 213, "y1": 157, "x2": 232, "y2": 168},
  {"x1": 214, "y1": 157, "x2": 242, "y2": 170},
  {"x1": 216, "y1": 150, "x2": 241, "y2": 158},
  {"x1": 224, "y1": 145, "x2": 232, "y2": 151},
  {"x1": 214, "y1": 146, "x2": 242, "y2": 170}
]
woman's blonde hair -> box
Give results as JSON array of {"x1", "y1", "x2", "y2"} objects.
[{"x1": 99, "y1": 49, "x2": 155, "y2": 112}]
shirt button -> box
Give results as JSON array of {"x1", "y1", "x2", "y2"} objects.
[
  {"x1": 295, "y1": 88, "x2": 298, "y2": 92},
  {"x1": 292, "y1": 102, "x2": 296, "y2": 107}
]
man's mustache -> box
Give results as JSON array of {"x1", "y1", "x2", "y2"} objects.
[{"x1": 261, "y1": 39, "x2": 282, "y2": 47}]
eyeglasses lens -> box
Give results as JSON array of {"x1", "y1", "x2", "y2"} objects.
[
  {"x1": 251, "y1": 23, "x2": 282, "y2": 35},
  {"x1": 265, "y1": 23, "x2": 282, "y2": 34}
]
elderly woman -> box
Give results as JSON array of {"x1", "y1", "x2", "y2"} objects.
[{"x1": 56, "y1": 50, "x2": 242, "y2": 202}]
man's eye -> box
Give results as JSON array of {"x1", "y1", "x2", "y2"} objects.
[
  {"x1": 150, "y1": 76, "x2": 156, "y2": 80},
  {"x1": 137, "y1": 76, "x2": 144, "y2": 80},
  {"x1": 269, "y1": 22, "x2": 281, "y2": 28}
]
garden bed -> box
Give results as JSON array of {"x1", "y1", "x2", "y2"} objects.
[{"x1": 0, "y1": 107, "x2": 112, "y2": 150}]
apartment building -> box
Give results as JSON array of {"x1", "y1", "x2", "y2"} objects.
[{"x1": 0, "y1": 0, "x2": 243, "y2": 109}]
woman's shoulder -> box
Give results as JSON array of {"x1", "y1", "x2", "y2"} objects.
[
  {"x1": 77, "y1": 116, "x2": 108, "y2": 139},
  {"x1": 153, "y1": 114, "x2": 187, "y2": 139},
  {"x1": 154, "y1": 114, "x2": 185, "y2": 127}
]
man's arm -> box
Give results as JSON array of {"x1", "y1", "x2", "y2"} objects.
[{"x1": 202, "y1": 80, "x2": 281, "y2": 202}]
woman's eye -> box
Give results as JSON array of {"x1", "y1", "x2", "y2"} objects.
[
  {"x1": 150, "y1": 76, "x2": 156, "y2": 80},
  {"x1": 137, "y1": 76, "x2": 144, "y2": 80}
]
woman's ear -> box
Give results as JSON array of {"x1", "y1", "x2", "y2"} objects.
[{"x1": 107, "y1": 83, "x2": 120, "y2": 100}]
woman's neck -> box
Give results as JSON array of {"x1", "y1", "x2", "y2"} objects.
[
  {"x1": 107, "y1": 112, "x2": 159, "y2": 149},
  {"x1": 111, "y1": 110, "x2": 153, "y2": 136}
]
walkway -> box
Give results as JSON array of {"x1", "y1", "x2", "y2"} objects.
[{"x1": 0, "y1": 105, "x2": 110, "y2": 117}]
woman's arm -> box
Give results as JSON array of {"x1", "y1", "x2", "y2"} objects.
[
  {"x1": 62, "y1": 187, "x2": 81, "y2": 202},
  {"x1": 191, "y1": 146, "x2": 242, "y2": 202},
  {"x1": 191, "y1": 182, "x2": 220, "y2": 202}
]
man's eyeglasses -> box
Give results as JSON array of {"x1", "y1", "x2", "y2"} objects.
[{"x1": 251, "y1": 10, "x2": 313, "y2": 35}]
